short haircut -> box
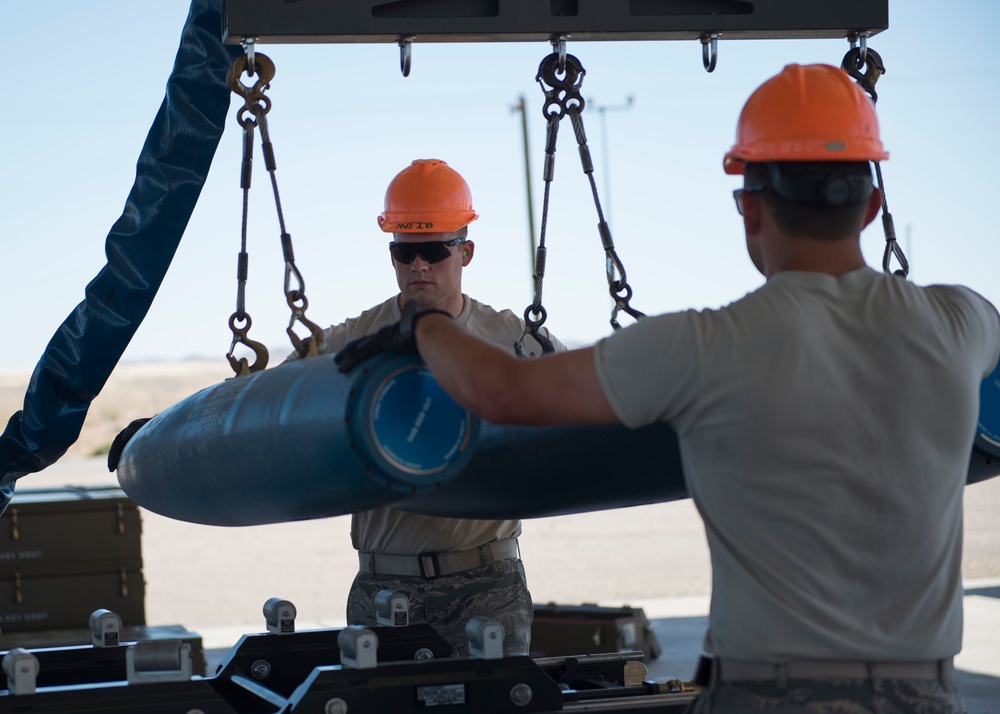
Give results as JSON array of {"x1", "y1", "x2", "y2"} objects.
[{"x1": 745, "y1": 162, "x2": 874, "y2": 241}]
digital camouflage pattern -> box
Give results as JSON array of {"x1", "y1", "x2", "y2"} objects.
[
  {"x1": 689, "y1": 676, "x2": 964, "y2": 714},
  {"x1": 346, "y1": 558, "x2": 532, "y2": 657}
]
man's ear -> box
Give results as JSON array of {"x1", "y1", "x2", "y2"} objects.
[
  {"x1": 461, "y1": 240, "x2": 475, "y2": 266},
  {"x1": 862, "y1": 186, "x2": 882, "y2": 229},
  {"x1": 742, "y1": 190, "x2": 763, "y2": 235}
]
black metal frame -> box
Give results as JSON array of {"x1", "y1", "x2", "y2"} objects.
[{"x1": 222, "y1": 0, "x2": 888, "y2": 44}]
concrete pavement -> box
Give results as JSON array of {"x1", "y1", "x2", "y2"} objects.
[
  {"x1": 192, "y1": 584, "x2": 1000, "y2": 712},
  {"x1": 16, "y1": 456, "x2": 1000, "y2": 712}
]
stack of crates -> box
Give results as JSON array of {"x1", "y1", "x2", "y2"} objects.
[{"x1": 0, "y1": 486, "x2": 145, "y2": 636}]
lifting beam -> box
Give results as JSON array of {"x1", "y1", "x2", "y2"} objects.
[{"x1": 222, "y1": 0, "x2": 888, "y2": 45}]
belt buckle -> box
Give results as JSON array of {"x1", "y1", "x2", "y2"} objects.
[{"x1": 418, "y1": 552, "x2": 441, "y2": 579}]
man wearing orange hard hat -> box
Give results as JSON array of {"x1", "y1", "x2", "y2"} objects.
[
  {"x1": 290, "y1": 158, "x2": 563, "y2": 657},
  {"x1": 338, "y1": 66, "x2": 999, "y2": 712}
]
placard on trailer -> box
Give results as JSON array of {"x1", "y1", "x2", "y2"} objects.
[{"x1": 222, "y1": 0, "x2": 889, "y2": 44}]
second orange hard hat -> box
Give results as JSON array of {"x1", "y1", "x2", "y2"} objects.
[
  {"x1": 378, "y1": 159, "x2": 479, "y2": 233},
  {"x1": 723, "y1": 64, "x2": 889, "y2": 175}
]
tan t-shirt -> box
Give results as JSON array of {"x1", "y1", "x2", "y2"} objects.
[
  {"x1": 594, "y1": 267, "x2": 1000, "y2": 661},
  {"x1": 289, "y1": 295, "x2": 564, "y2": 555}
]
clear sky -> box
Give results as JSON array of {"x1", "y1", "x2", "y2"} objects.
[{"x1": 2, "y1": 1, "x2": 998, "y2": 373}]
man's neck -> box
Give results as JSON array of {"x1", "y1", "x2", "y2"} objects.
[
  {"x1": 398, "y1": 293, "x2": 466, "y2": 318},
  {"x1": 766, "y1": 236, "x2": 866, "y2": 279}
]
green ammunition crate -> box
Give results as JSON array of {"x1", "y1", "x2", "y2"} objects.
[
  {"x1": 0, "y1": 486, "x2": 145, "y2": 632},
  {"x1": 530, "y1": 603, "x2": 662, "y2": 662}
]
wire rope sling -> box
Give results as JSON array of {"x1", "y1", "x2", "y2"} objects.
[
  {"x1": 839, "y1": 34, "x2": 907, "y2": 278},
  {"x1": 515, "y1": 38, "x2": 647, "y2": 358},
  {"x1": 110, "y1": 45, "x2": 479, "y2": 527},
  {"x1": 835, "y1": 35, "x2": 1000, "y2": 477}
]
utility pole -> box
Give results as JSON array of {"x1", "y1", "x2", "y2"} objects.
[
  {"x1": 590, "y1": 95, "x2": 634, "y2": 228},
  {"x1": 511, "y1": 95, "x2": 537, "y2": 276}
]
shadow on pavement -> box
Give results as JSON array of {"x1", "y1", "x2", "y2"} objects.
[
  {"x1": 642, "y1": 615, "x2": 1000, "y2": 714},
  {"x1": 645, "y1": 615, "x2": 707, "y2": 682},
  {"x1": 964, "y1": 585, "x2": 1000, "y2": 599},
  {"x1": 955, "y1": 670, "x2": 1000, "y2": 714}
]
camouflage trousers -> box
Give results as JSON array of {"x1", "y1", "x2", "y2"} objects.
[
  {"x1": 688, "y1": 677, "x2": 965, "y2": 713},
  {"x1": 346, "y1": 558, "x2": 533, "y2": 658}
]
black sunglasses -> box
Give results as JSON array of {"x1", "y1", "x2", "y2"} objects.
[
  {"x1": 389, "y1": 238, "x2": 467, "y2": 264},
  {"x1": 732, "y1": 185, "x2": 766, "y2": 216}
]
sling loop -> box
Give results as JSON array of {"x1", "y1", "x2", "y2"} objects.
[
  {"x1": 226, "y1": 52, "x2": 327, "y2": 367},
  {"x1": 840, "y1": 43, "x2": 908, "y2": 278}
]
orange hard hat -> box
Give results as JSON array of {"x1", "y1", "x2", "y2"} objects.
[
  {"x1": 723, "y1": 64, "x2": 889, "y2": 175},
  {"x1": 378, "y1": 159, "x2": 479, "y2": 233}
]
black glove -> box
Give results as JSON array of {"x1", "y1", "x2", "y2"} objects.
[
  {"x1": 0, "y1": 481, "x2": 14, "y2": 519},
  {"x1": 334, "y1": 301, "x2": 448, "y2": 374},
  {"x1": 107, "y1": 417, "x2": 154, "y2": 472}
]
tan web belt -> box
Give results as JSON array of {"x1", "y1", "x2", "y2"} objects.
[
  {"x1": 710, "y1": 656, "x2": 955, "y2": 684},
  {"x1": 358, "y1": 538, "x2": 519, "y2": 579}
]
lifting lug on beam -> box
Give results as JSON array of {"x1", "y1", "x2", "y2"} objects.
[
  {"x1": 701, "y1": 33, "x2": 719, "y2": 72},
  {"x1": 398, "y1": 35, "x2": 413, "y2": 77}
]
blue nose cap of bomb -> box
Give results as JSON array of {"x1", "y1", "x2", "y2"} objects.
[
  {"x1": 347, "y1": 354, "x2": 479, "y2": 489},
  {"x1": 977, "y1": 362, "x2": 1000, "y2": 458}
]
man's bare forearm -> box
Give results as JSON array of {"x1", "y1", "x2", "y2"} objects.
[{"x1": 416, "y1": 314, "x2": 618, "y2": 426}]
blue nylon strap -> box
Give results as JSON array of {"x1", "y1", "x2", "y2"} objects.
[{"x1": 0, "y1": 0, "x2": 239, "y2": 497}]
